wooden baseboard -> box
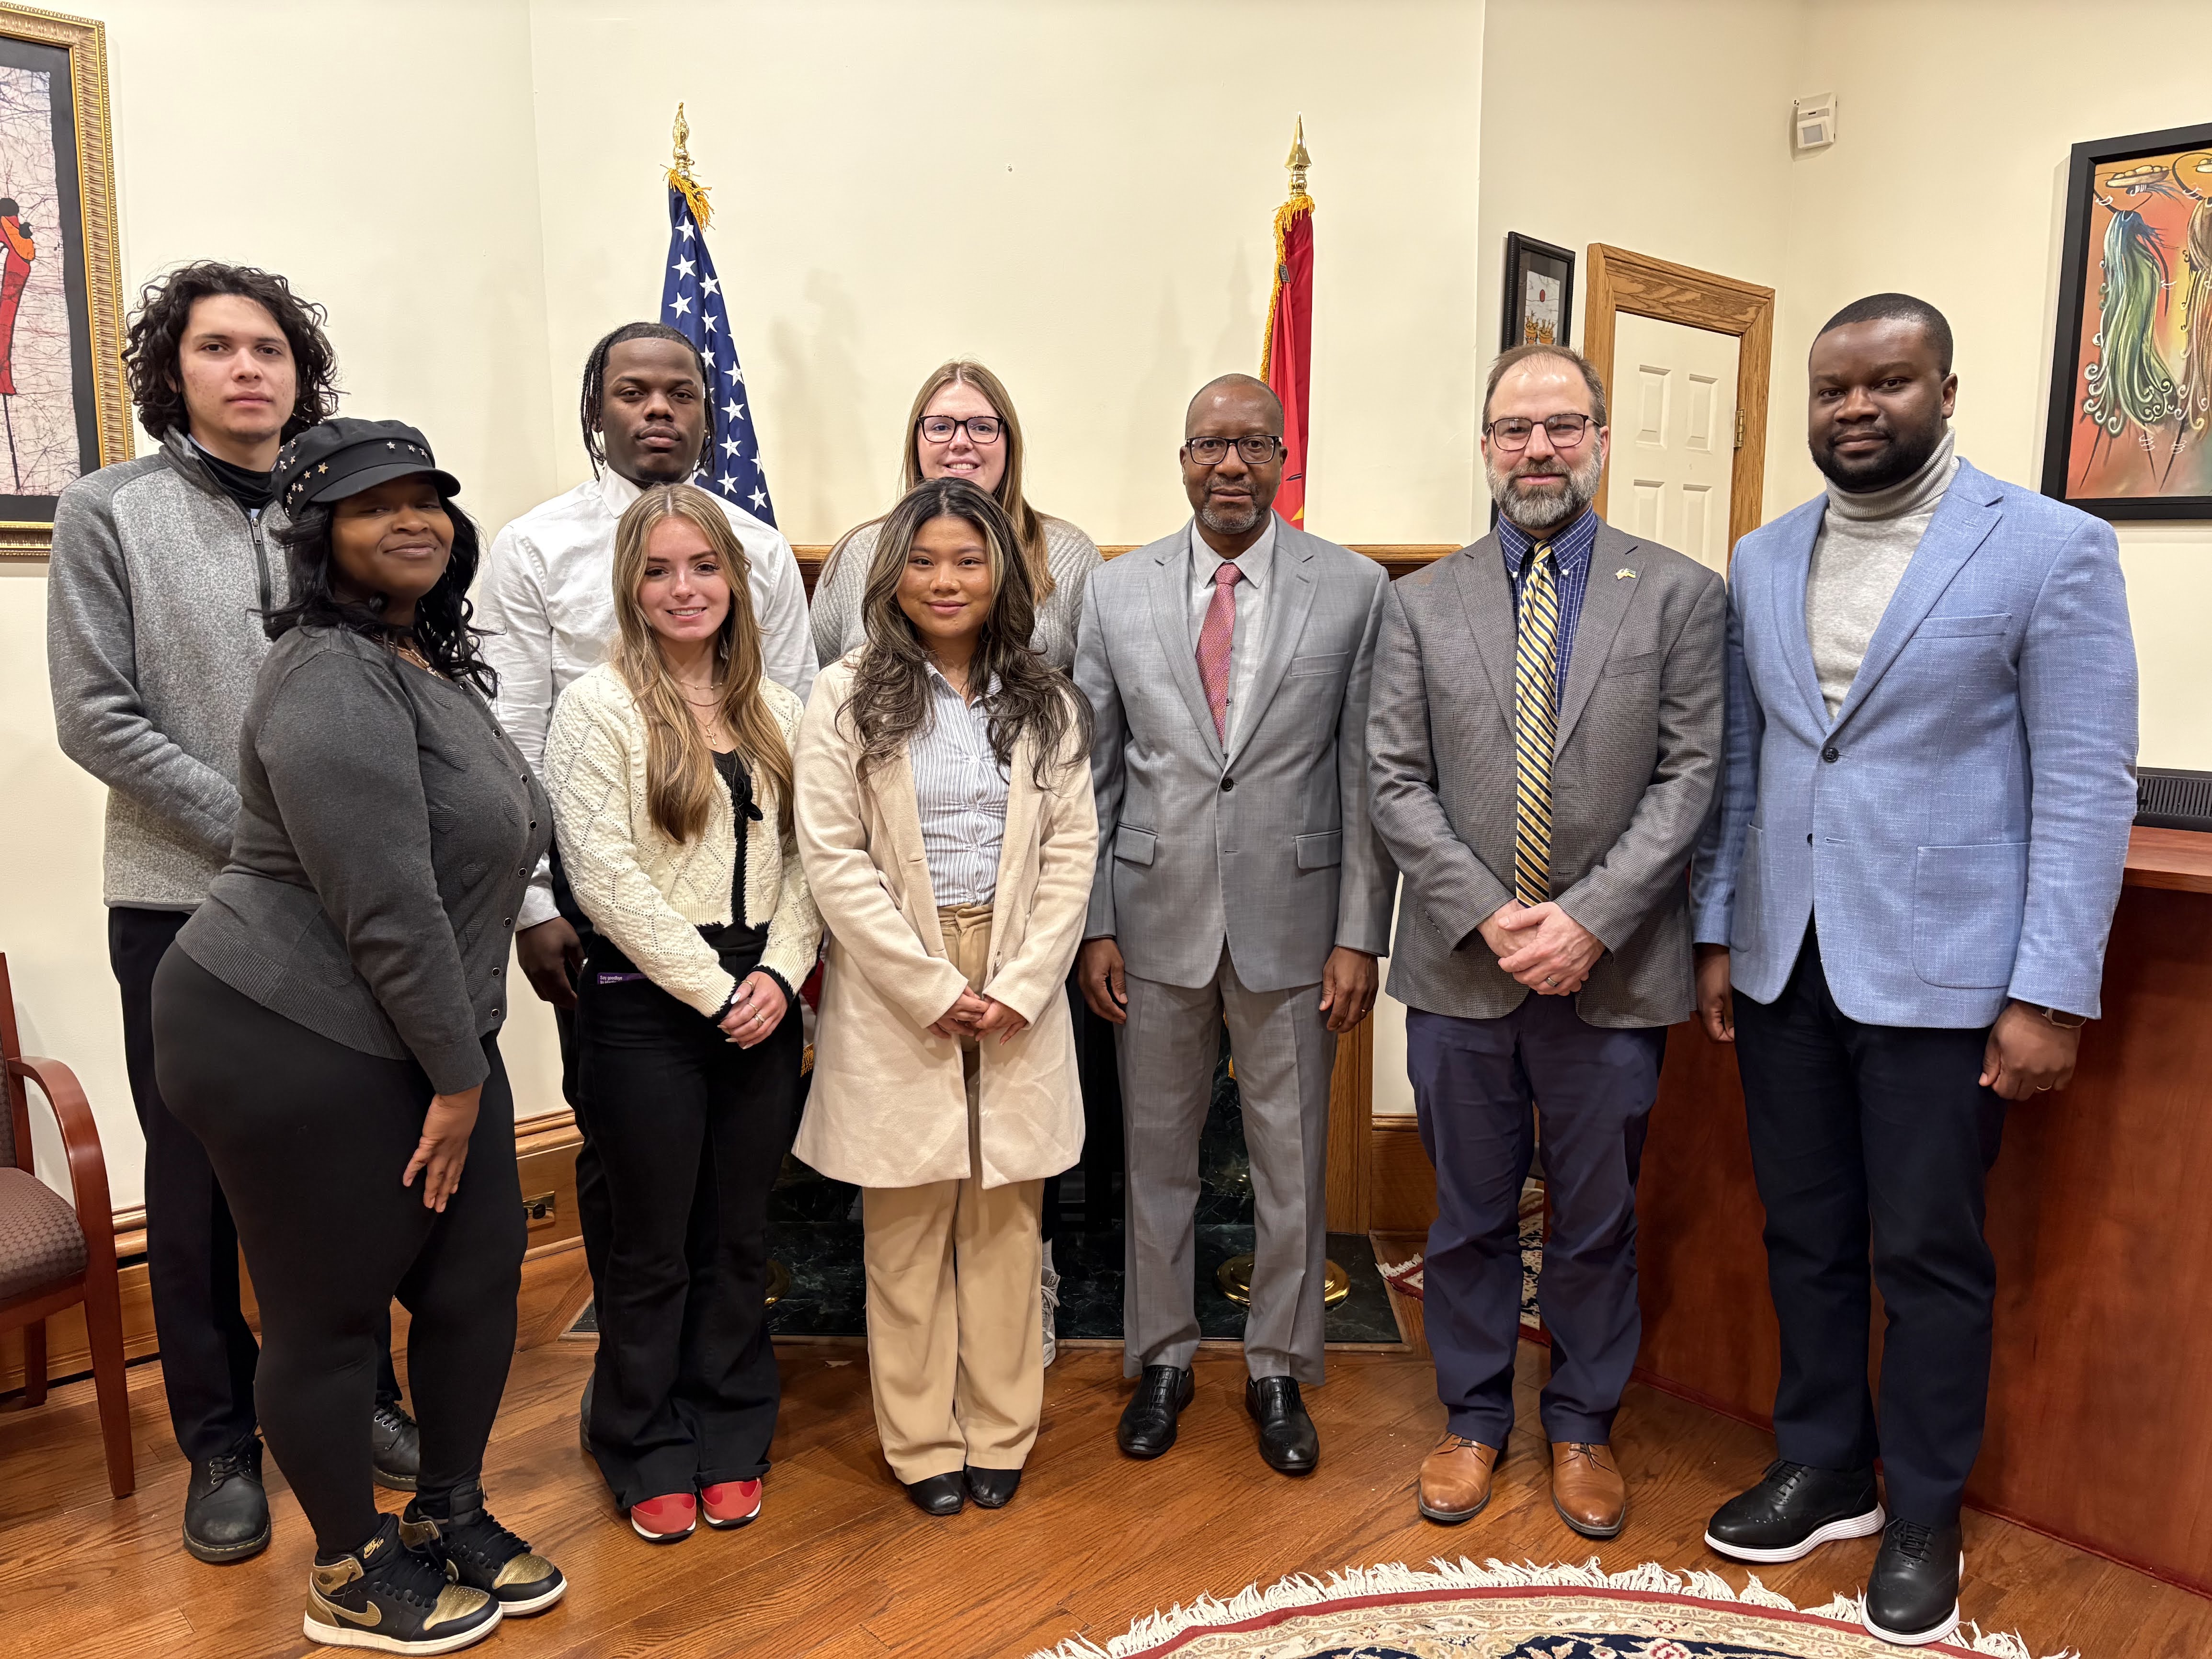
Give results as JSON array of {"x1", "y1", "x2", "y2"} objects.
[
  {"x1": 1, "y1": 1118, "x2": 586, "y2": 1397},
  {"x1": 1370, "y1": 1116, "x2": 1436, "y2": 1235}
]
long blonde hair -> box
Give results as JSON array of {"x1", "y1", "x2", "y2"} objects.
[
  {"x1": 610, "y1": 484, "x2": 793, "y2": 843},
  {"x1": 824, "y1": 358, "x2": 1056, "y2": 602}
]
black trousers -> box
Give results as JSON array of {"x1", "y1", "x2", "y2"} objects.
[
  {"x1": 1734, "y1": 928, "x2": 2007, "y2": 1526},
  {"x1": 548, "y1": 851, "x2": 616, "y2": 1309},
  {"x1": 152, "y1": 950, "x2": 523, "y2": 1556},
  {"x1": 108, "y1": 908, "x2": 399, "y2": 1462},
  {"x1": 1407, "y1": 999, "x2": 1665, "y2": 1446},
  {"x1": 575, "y1": 938, "x2": 801, "y2": 1507}
]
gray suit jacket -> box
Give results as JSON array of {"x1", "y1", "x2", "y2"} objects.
[
  {"x1": 1074, "y1": 519, "x2": 1396, "y2": 993},
  {"x1": 1368, "y1": 521, "x2": 1724, "y2": 1027}
]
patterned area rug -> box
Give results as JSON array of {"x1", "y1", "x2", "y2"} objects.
[
  {"x1": 1377, "y1": 1182, "x2": 1547, "y2": 1331},
  {"x1": 1025, "y1": 1560, "x2": 2075, "y2": 1659}
]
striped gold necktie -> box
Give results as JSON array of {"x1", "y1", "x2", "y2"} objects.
[{"x1": 1513, "y1": 542, "x2": 1561, "y2": 906}]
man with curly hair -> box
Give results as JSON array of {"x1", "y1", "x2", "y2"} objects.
[{"x1": 45, "y1": 262, "x2": 421, "y2": 1565}]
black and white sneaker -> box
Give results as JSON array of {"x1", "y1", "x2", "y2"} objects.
[
  {"x1": 372, "y1": 1399, "x2": 422, "y2": 1491},
  {"x1": 400, "y1": 1482, "x2": 566, "y2": 1617},
  {"x1": 1704, "y1": 1459, "x2": 1885, "y2": 1563},
  {"x1": 1863, "y1": 1517, "x2": 1963, "y2": 1648},
  {"x1": 303, "y1": 1513, "x2": 501, "y2": 1654}
]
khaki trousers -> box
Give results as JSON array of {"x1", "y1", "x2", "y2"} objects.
[{"x1": 861, "y1": 904, "x2": 1045, "y2": 1481}]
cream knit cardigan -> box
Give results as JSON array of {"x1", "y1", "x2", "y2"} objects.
[{"x1": 544, "y1": 662, "x2": 821, "y2": 1016}]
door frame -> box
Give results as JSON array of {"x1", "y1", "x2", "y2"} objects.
[{"x1": 1581, "y1": 243, "x2": 1776, "y2": 557}]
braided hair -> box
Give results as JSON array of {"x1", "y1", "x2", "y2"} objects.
[{"x1": 578, "y1": 321, "x2": 717, "y2": 478}]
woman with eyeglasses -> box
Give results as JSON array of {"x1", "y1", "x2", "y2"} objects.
[
  {"x1": 810, "y1": 359, "x2": 1109, "y2": 1364},
  {"x1": 810, "y1": 361, "x2": 1101, "y2": 672}
]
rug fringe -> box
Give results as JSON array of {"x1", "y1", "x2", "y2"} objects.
[{"x1": 1021, "y1": 1557, "x2": 2075, "y2": 1659}]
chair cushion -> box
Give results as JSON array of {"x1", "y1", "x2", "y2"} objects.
[{"x1": 0, "y1": 1166, "x2": 87, "y2": 1305}]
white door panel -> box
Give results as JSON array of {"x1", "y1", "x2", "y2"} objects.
[{"x1": 1611, "y1": 312, "x2": 1738, "y2": 573}]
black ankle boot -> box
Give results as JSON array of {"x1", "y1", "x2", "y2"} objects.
[
  {"x1": 372, "y1": 1398, "x2": 421, "y2": 1491},
  {"x1": 183, "y1": 1436, "x2": 271, "y2": 1564}
]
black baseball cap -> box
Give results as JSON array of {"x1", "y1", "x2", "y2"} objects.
[{"x1": 272, "y1": 418, "x2": 461, "y2": 514}]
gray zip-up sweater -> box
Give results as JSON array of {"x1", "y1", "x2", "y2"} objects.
[{"x1": 47, "y1": 430, "x2": 288, "y2": 909}]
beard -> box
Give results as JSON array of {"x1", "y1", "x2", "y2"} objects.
[
  {"x1": 1811, "y1": 412, "x2": 1946, "y2": 493},
  {"x1": 1197, "y1": 492, "x2": 1266, "y2": 537},
  {"x1": 1486, "y1": 443, "x2": 1603, "y2": 534}
]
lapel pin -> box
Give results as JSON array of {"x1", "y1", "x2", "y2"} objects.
[{"x1": 1615, "y1": 567, "x2": 1637, "y2": 580}]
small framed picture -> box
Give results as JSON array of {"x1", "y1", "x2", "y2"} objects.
[
  {"x1": 1502, "y1": 232, "x2": 1575, "y2": 352},
  {"x1": 0, "y1": 2, "x2": 129, "y2": 559},
  {"x1": 2041, "y1": 119, "x2": 2212, "y2": 520}
]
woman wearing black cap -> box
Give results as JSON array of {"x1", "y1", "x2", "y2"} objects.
[{"x1": 152, "y1": 418, "x2": 565, "y2": 1655}]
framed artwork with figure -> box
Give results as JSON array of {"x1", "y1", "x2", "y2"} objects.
[
  {"x1": 2042, "y1": 119, "x2": 2212, "y2": 521},
  {"x1": 0, "y1": 2, "x2": 126, "y2": 558},
  {"x1": 1502, "y1": 232, "x2": 1575, "y2": 352}
]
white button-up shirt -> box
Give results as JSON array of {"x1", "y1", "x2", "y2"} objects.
[
  {"x1": 477, "y1": 470, "x2": 818, "y2": 929},
  {"x1": 1186, "y1": 513, "x2": 1277, "y2": 750},
  {"x1": 910, "y1": 664, "x2": 1010, "y2": 908}
]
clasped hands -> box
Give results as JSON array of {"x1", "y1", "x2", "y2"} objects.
[
  {"x1": 1481, "y1": 897, "x2": 1603, "y2": 994},
  {"x1": 930, "y1": 986, "x2": 1029, "y2": 1045}
]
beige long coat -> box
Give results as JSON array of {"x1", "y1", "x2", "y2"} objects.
[{"x1": 792, "y1": 657, "x2": 1097, "y2": 1191}]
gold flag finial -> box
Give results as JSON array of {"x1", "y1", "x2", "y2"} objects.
[
  {"x1": 667, "y1": 101, "x2": 712, "y2": 229},
  {"x1": 1285, "y1": 114, "x2": 1310, "y2": 197}
]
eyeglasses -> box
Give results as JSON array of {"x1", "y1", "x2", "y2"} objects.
[
  {"x1": 1184, "y1": 435, "x2": 1286, "y2": 466},
  {"x1": 917, "y1": 415, "x2": 1003, "y2": 445},
  {"x1": 1485, "y1": 413, "x2": 1598, "y2": 452}
]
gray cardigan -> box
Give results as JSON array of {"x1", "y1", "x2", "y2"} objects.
[
  {"x1": 177, "y1": 626, "x2": 550, "y2": 1093},
  {"x1": 46, "y1": 430, "x2": 289, "y2": 909},
  {"x1": 809, "y1": 514, "x2": 1102, "y2": 671}
]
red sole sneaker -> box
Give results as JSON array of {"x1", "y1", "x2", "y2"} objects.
[
  {"x1": 701, "y1": 1480, "x2": 763, "y2": 1529},
  {"x1": 628, "y1": 1492, "x2": 696, "y2": 1543}
]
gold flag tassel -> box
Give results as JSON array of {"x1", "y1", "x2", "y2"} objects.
[
  {"x1": 1259, "y1": 116, "x2": 1314, "y2": 379},
  {"x1": 667, "y1": 101, "x2": 713, "y2": 229}
]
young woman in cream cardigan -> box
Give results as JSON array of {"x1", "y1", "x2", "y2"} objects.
[
  {"x1": 544, "y1": 483, "x2": 820, "y2": 1544},
  {"x1": 795, "y1": 477, "x2": 1095, "y2": 1516}
]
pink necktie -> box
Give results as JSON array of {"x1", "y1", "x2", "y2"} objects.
[{"x1": 1197, "y1": 561, "x2": 1243, "y2": 744}]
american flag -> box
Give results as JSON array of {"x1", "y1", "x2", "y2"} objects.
[{"x1": 660, "y1": 184, "x2": 776, "y2": 526}]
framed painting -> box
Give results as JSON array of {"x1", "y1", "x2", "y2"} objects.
[
  {"x1": 2041, "y1": 119, "x2": 2212, "y2": 520},
  {"x1": 1502, "y1": 232, "x2": 1574, "y2": 352},
  {"x1": 0, "y1": 2, "x2": 126, "y2": 558}
]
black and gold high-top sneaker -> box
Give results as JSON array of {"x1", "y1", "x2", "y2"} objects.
[
  {"x1": 400, "y1": 1482, "x2": 567, "y2": 1617},
  {"x1": 303, "y1": 1513, "x2": 501, "y2": 1654}
]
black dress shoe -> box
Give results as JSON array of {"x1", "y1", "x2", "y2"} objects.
[
  {"x1": 1244, "y1": 1376, "x2": 1319, "y2": 1476},
  {"x1": 1704, "y1": 1459, "x2": 1884, "y2": 1563},
  {"x1": 904, "y1": 1472, "x2": 966, "y2": 1516},
  {"x1": 183, "y1": 1437, "x2": 272, "y2": 1564},
  {"x1": 371, "y1": 1398, "x2": 421, "y2": 1491},
  {"x1": 1117, "y1": 1365, "x2": 1194, "y2": 1459},
  {"x1": 964, "y1": 1466, "x2": 1021, "y2": 1509},
  {"x1": 1863, "y1": 1518, "x2": 1962, "y2": 1647}
]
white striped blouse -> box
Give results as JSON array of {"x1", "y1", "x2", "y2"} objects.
[{"x1": 911, "y1": 664, "x2": 1010, "y2": 907}]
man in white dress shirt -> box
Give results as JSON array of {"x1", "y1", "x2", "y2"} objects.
[{"x1": 476, "y1": 322, "x2": 815, "y2": 1389}]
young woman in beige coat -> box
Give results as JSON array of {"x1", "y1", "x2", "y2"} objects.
[{"x1": 794, "y1": 477, "x2": 1095, "y2": 1517}]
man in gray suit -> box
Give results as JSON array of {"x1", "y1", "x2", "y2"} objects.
[
  {"x1": 1368, "y1": 344, "x2": 1723, "y2": 1538},
  {"x1": 1074, "y1": 373, "x2": 1394, "y2": 1475}
]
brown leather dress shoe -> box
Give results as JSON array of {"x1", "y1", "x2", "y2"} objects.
[
  {"x1": 1417, "y1": 1432, "x2": 1502, "y2": 1524},
  {"x1": 1551, "y1": 1441, "x2": 1626, "y2": 1538}
]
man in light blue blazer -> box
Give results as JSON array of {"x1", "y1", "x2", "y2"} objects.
[{"x1": 1689, "y1": 294, "x2": 2137, "y2": 1648}]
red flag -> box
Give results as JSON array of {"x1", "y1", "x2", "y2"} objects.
[{"x1": 1261, "y1": 126, "x2": 1313, "y2": 528}]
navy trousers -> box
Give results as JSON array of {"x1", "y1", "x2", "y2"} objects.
[
  {"x1": 1407, "y1": 996, "x2": 1665, "y2": 1448},
  {"x1": 1733, "y1": 928, "x2": 2007, "y2": 1527}
]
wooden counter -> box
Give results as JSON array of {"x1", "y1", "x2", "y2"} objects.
[{"x1": 1634, "y1": 827, "x2": 2212, "y2": 1591}]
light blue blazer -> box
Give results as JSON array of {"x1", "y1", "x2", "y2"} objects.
[{"x1": 1690, "y1": 459, "x2": 2137, "y2": 1027}]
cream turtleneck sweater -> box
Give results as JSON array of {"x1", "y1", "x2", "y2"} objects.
[{"x1": 1805, "y1": 427, "x2": 1959, "y2": 719}]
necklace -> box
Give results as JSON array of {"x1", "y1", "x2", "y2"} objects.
[
  {"x1": 676, "y1": 681, "x2": 724, "y2": 706},
  {"x1": 386, "y1": 635, "x2": 446, "y2": 679}
]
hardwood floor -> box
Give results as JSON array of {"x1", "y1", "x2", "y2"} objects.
[{"x1": 0, "y1": 1241, "x2": 2202, "y2": 1658}]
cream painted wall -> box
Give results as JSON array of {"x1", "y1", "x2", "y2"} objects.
[
  {"x1": 1779, "y1": 0, "x2": 2212, "y2": 769},
  {"x1": 522, "y1": 0, "x2": 1486, "y2": 547},
  {"x1": 0, "y1": 0, "x2": 565, "y2": 1206}
]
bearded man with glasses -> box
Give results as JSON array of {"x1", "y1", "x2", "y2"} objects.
[
  {"x1": 1366, "y1": 343, "x2": 1723, "y2": 1539},
  {"x1": 1073, "y1": 373, "x2": 1394, "y2": 1477}
]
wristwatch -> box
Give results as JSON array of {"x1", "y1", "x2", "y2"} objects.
[{"x1": 2025, "y1": 1001, "x2": 2089, "y2": 1030}]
